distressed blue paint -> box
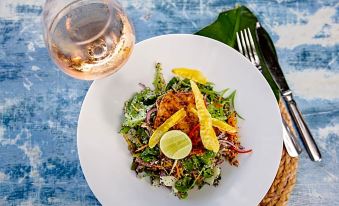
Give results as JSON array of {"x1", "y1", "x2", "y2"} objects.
[{"x1": 0, "y1": 0, "x2": 338, "y2": 205}]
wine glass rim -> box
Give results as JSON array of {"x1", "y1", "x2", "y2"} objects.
[{"x1": 45, "y1": 0, "x2": 118, "y2": 46}]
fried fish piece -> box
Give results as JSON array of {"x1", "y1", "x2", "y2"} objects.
[{"x1": 154, "y1": 91, "x2": 199, "y2": 134}]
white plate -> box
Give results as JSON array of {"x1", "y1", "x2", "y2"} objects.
[{"x1": 77, "y1": 34, "x2": 283, "y2": 206}]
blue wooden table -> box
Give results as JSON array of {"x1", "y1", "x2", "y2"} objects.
[{"x1": 0, "y1": 0, "x2": 338, "y2": 205}]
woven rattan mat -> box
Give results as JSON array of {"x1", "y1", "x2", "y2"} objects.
[{"x1": 259, "y1": 101, "x2": 299, "y2": 206}]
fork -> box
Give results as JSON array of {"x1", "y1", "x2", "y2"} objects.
[
  {"x1": 236, "y1": 28, "x2": 262, "y2": 73},
  {"x1": 236, "y1": 28, "x2": 302, "y2": 157}
]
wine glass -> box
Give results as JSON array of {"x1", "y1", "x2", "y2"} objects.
[{"x1": 43, "y1": 0, "x2": 135, "y2": 80}]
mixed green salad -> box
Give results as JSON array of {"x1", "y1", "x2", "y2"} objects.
[{"x1": 120, "y1": 63, "x2": 251, "y2": 199}]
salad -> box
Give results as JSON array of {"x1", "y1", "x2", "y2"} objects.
[{"x1": 120, "y1": 63, "x2": 252, "y2": 199}]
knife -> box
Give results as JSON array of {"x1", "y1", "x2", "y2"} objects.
[
  {"x1": 282, "y1": 117, "x2": 302, "y2": 157},
  {"x1": 256, "y1": 22, "x2": 321, "y2": 161},
  {"x1": 246, "y1": 25, "x2": 302, "y2": 157}
]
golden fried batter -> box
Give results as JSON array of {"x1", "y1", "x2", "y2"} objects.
[{"x1": 154, "y1": 91, "x2": 199, "y2": 134}]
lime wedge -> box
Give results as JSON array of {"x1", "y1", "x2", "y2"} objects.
[{"x1": 160, "y1": 130, "x2": 192, "y2": 160}]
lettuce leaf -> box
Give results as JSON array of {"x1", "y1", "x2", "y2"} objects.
[{"x1": 122, "y1": 88, "x2": 157, "y2": 127}]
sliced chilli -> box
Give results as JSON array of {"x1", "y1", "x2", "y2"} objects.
[{"x1": 188, "y1": 124, "x2": 202, "y2": 147}]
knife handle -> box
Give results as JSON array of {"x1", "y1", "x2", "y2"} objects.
[
  {"x1": 282, "y1": 116, "x2": 302, "y2": 156},
  {"x1": 283, "y1": 92, "x2": 322, "y2": 161}
]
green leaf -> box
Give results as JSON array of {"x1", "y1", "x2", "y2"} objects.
[
  {"x1": 153, "y1": 63, "x2": 166, "y2": 95},
  {"x1": 122, "y1": 88, "x2": 157, "y2": 127},
  {"x1": 124, "y1": 128, "x2": 143, "y2": 148},
  {"x1": 136, "y1": 127, "x2": 149, "y2": 144},
  {"x1": 199, "y1": 151, "x2": 216, "y2": 166},
  {"x1": 225, "y1": 90, "x2": 237, "y2": 111},
  {"x1": 166, "y1": 76, "x2": 196, "y2": 92},
  {"x1": 120, "y1": 126, "x2": 131, "y2": 134},
  {"x1": 175, "y1": 176, "x2": 194, "y2": 193},
  {"x1": 166, "y1": 77, "x2": 179, "y2": 91},
  {"x1": 202, "y1": 168, "x2": 214, "y2": 178},
  {"x1": 196, "y1": 6, "x2": 280, "y2": 101},
  {"x1": 192, "y1": 156, "x2": 203, "y2": 170},
  {"x1": 182, "y1": 158, "x2": 194, "y2": 172},
  {"x1": 218, "y1": 88, "x2": 229, "y2": 97},
  {"x1": 177, "y1": 192, "x2": 188, "y2": 199},
  {"x1": 140, "y1": 147, "x2": 160, "y2": 162},
  {"x1": 207, "y1": 104, "x2": 227, "y2": 121}
]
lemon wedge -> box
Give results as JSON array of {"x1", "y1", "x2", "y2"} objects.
[
  {"x1": 172, "y1": 68, "x2": 208, "y2": 85},
  {"x1": 211, "y1": 118, "x2": 237, "y2": 134}
]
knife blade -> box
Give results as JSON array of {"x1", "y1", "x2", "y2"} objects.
[{"x1": 256, "y1": 22, "x2": 321, "y2": 161}]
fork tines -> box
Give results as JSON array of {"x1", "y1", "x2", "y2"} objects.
[{"x1": 236, "y1": 28, "x2": 261, "y2": 70}]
